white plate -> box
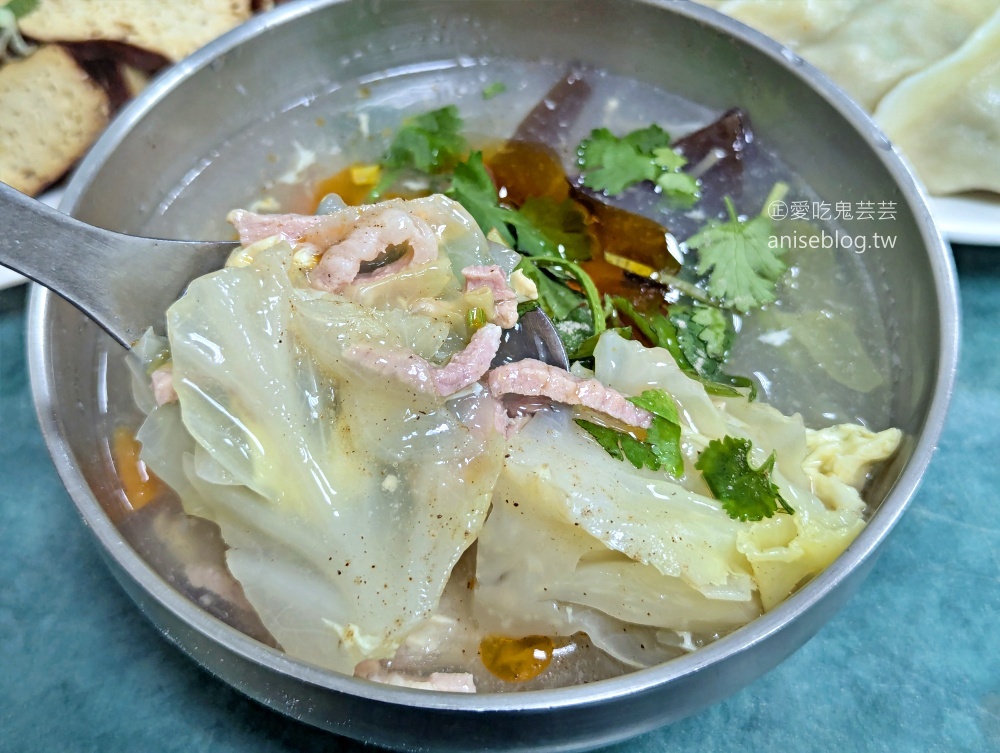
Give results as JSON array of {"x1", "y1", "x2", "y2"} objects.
[
  {"x1": 0, "y1": 267, "x2": 24, "y2": 289},
  {"x1": 930, "y1": 194, "x2": 1000, "y2": 246},
  {"x1": 1, "y1": 187, "x2": 996, "y2": 293}
]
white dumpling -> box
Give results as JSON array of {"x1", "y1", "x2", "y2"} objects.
[
  {"x1": 801, "y1": 0, "x2": 998, "y2": 110},
  {"x1": 875, "y1": 8, "x2": 1000, "y2": 194},
  {"x1": 706, "y1": 0, "x2": 999, "y2": 111},
  {"x1": 715, "y1": 0, "x2": 863, "y2": 48}
]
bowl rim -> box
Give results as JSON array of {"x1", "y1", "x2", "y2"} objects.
[{"x1": 27, "y1": 0, "x2": 960, "y2": 715}]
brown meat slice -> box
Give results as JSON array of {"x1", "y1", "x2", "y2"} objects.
[
  {"x1": 487, "y1": 359, "x2": 653, "y2": 428},
  {"x1": 461, "y1": 265, "x2": 518, "y2": 328},
  {"x1": 346, "y1": 324, "x2": 502, "y2": 398}
]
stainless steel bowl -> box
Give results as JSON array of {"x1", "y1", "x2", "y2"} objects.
[{"x1": 27, "y1": 1, "x2": 959, "y2": 750}]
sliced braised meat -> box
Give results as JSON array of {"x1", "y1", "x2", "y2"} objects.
[
  {"x1": 487, "y1": 359, "x2": 652, "y2": 428},
  {"x1": 346, "y1": 324, "x2": 502, "y2": 398},
  {"x1": 462, "y1": 264, "x2": 518, "y2": 328}
]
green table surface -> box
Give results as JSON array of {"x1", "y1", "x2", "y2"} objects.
[{"x1": 1, "y1": 245, "x2": 998, "y2": 752}]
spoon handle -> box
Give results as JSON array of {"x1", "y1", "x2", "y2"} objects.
[{"x1": 0, "y1": 182, "x2": 236, "y2": 348}]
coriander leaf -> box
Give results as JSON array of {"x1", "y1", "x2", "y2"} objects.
[
  {"x1": 366, "y1": 169, "x2": 401, "y2": 202},
  {"x1": 628, "y1": 389, "x2": 684, "y2": 477},
  {"x1": 517, "y1": 254, "x2": 606, "y2": 359},
  {"x1": 695, "y1": 436, "x2": 794, "y2": 521},
  {"x1": 689, "y1": 305, "x2": 730, "y2": 359},
  {"x1": 445, "y1": 152, "x2": 516, "y2": 246},
  {"x1": 645, "y1": 416, "x2": 683, "y2": 477},
  {"x1": 651, "y1": 146, "x2": 699, "y2": 205},
  {"x1": 509, "y1": 196, "x2": 595, "y2": 261},
  {"x1": 576, "y1": 127, "x2": 616, "y2": 167},
  {"x1": 698, "y1": 382, "x2": 741, "y2": 397},
  {"x1": 574, "y1": 388, "x2": 684, "y2": 478},
  {"x1": 687, "y1": 196, "x2": 786, "y2": 312},
  {"x1": 707, "y1": 374, "x2": 758, "y2": 401},
  {"x1": 674, "y1": 306, "x2": 757, "y2": 399},
  {"x1": 670, "y1": 302, "x2": 734, "y2": 380},
  {"x1": 655, "y1": 171, "x2": 700, "y2": 205},
  {"x1": 575, "y1": 419, "x2": 660, "y2": 471},
  {"x1": 5, "y1": 0, "x2": 38, "y2": 19},
  {"x1": 629, "y1": 389, "x2": 680, "y2": 425},
  {"x1": 527, "y1": 256, "x2": 605, "y2": 339},
  {"x1": 621, "y1": 124, "x2": 673, "y2": 153},
  {"x1": 621, "y1": 432, "x2": 660, "y2": 469},
  {"x1": 609, "y1": 296, "x2": 754, "y2": 399},
  {"x1": 516, "y1": 299, "x2": 540, "y2": 316},
  {"x1": 577, "y1": 124, "x2": 700, "y2": 202},
  {"x1": 516, "y1": 258, "x2": 583, "y2": 321},
  {"x1": 383, "y1": 105, "x2": 467, "y2": 174},
  {"x1": 482, "y1": 82, "x2": 507, "y2": 100},
  {"x1": 578, "y1": 128, "x2": 659, "y2": 194},
  {"x1": 576, "y1": 419, "x2": 627, "y2": 460},
  {"x1": 652, "y1": 146, "x2": 687, "y2": 171},
  {"x1": 609, "y1": 296, "x2": 689, "y2": 366},
  {"x1": 0, "y1": 0, "x2": 35, "y2": 59}
]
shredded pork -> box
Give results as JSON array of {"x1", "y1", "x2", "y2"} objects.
[
  {"x1": 346, "y1": 324, "x2": 502, "y2": 398},
  {"x1": 228, "y1": 203, "x2": 438, "y2": 294},
  {"x1": 488, "y1": 358, "x2": 653, "y2": 428},
  {"x1": 462, "y1": 264, "x2": 518, "y2": 328}
]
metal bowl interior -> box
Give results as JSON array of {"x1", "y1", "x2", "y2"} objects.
[{"x1": 26, "y1": 1, "x2": 958, "y2": 750}]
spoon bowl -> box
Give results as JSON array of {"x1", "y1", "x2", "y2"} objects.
[
  {"x1": 1, "y1": 182, "x2": 569, "y2": 364},
  {"x1": 0, "y1": 181, "x2": 236, "y2": 348},
  {"x1": 24, "y1": 1, "x2": 958, "y2": 750}
]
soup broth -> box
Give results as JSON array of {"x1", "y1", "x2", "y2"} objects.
[
  {"x1": 122, "y1": 59, "x2": 896, "y2": 691},
  {"x1": 144, "y1": 59, "x2": 892, "y2": 427}
]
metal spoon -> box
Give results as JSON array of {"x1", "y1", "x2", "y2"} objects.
[
  {"x1": 491, "y1": 309, "x2": 569, "y2": 371},
  {"x1": 0, "y1": 182, "x2": 570, "y2": 368},
  {"x1": 1, "y1": 181, "x2": 237, "y2": 348}
]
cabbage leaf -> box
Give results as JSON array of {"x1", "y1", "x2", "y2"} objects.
[
  {"x1": 142, "y1": 197, "x2": 505, "y2": 673},
  {"x1": 474, "y1": 331, "x2": 889, "y2": 647}
]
